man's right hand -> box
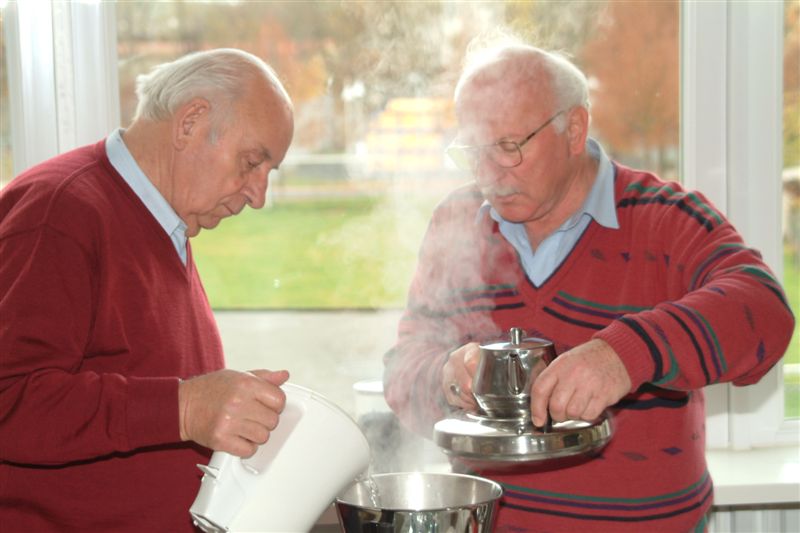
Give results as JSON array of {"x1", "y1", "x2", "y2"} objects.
[
  {"x1": 442, "y1": 342, "x2": 480, "y2": 410},
  {"x1": 178, "y1": 369, "x2": 290, "y2": 458}
]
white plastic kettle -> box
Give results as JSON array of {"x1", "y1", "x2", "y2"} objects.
[{"x1": 189, "y1": 383, "x2": 371, "y2": 532}]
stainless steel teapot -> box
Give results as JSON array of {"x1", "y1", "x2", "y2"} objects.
[
  {"x1": 434, "y1": 327, "x2": 613, "y2": 465},
  {"x1": 472, "y1": 327, "x2": 556, "y2": 419}
]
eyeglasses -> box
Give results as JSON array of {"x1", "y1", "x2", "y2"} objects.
[{"x1": 446, "y1": 109, "x2": 567, "y2": 172}]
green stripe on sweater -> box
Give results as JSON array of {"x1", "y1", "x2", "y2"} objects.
[
  {"x1": 693, "y1": 308, "x2": 728, "y2": 374},
  {"x1": 737, "y1": 265, "x2": 779, "y2": 284},
  {"x1": 558, "y1": 291, "x2": 650, "y2": 313},
  {"x1": 653, "y1": 343, "x2": 680, "y2": 385},
  {"x1": 502, "y1": 470, "x2": 710, "y2": 504},
  {"x1": 685, "y1": 192, "x2": 724, "y2": 225},
  {"x1": 624, "y1": 183, "x2": 723, "y2": 225},
  {"x1": 444, "y1": 283, "x2": 516, "y2": 299}
]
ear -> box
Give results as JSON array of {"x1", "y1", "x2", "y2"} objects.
[
  {"x1": 566, "y1": 106, "x2": 590, "y2": 156},
  {"x1": 173, "y1": 97, "x2": 211, "y2": 150}
]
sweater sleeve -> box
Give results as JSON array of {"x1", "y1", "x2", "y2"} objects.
[
  {"x1": 0, "y1": 225, "x2": 181, "y2": 466},
  {"x1": 383, "y1": 194, "x2": 488, "y2": 437},
  {"x1": 594, "y1": 188, "x2": 795, "y2": 392},
  {"x1": 383, "y1": 224, "x2": 457, "y2": 437}
]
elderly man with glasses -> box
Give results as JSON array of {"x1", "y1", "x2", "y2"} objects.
[{"x1": 383, "y1": 40, "x2": 794, "y2": 532}]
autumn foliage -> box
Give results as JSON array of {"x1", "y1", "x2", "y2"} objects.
[{"x1": 580, "y1": 1, "x2": 679, "y2": 173}]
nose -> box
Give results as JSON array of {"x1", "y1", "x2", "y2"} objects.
[
  {"x1": 243, "y1": 168, "x2": 270, "y2": 209},
  {"x1": 473, "y1": 153, "x2": 506, "y2": 187}
]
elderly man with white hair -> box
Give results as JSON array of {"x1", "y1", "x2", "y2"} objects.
[
  {"x1": 384, "y1": 38, "x2": 794, "y2": 532},
  {"x1": 0, "y1": 48, "x2": 294, "y2": 532}
]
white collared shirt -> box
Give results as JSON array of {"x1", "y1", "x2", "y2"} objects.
[
  {"x1": 480, "y1": 138, "x2": 619, "y2": 286},
  {"x1": 105, "y1": 128, "x2": 188, "y2": 265}
]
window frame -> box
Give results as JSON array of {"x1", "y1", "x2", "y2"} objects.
[
  {"x1": 2, "y1": 0, "x2": 118, "y2": 175},
  {"x1": 3, "y1": 0, "x2": 796, "y2": 448},
  {"x1": 681, "y1": 0, "x2": 797, "y2": 448}
]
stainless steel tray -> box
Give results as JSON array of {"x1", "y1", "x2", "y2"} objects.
[{"x1": 433, "y1": 411, "x2": 613, "y2": 465}]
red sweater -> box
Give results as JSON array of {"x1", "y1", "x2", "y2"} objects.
[
  {"x1": 0, "y1": 141, "x2": 225, "y2": 532},
  {"x1": 384, "y1": 165, "x2": 794, "y2": 532}
]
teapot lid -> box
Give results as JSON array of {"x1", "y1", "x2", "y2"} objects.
[{"x1": 480, "y1": 327, "x2": 553, "y2": 352}]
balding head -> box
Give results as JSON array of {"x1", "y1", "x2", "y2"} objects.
[
  {"x1": 134, "y1": 48, "x2": 292, "y2": 137},
  {"x1": 455, "y1": 44, "x2": 590, "y2": 133}
]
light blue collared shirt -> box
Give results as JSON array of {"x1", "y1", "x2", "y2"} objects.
[
  {"x1": 105, "y1": 128, "x2": 188, "y2": 265},
  {"x1": 481, "y1": 138, "x2": 619, "y2": 287}
]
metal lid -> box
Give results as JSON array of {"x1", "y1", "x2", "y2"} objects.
[
  {"x1": 480, "y1": 327, "x2": 553, "y2": 353},
  {"x1": 433, "y1": 411, "x2": 613, "y2": 466}
]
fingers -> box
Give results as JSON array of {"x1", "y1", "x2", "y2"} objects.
[
  {"x1": 442, "y1": 343, "x2": 480, "y2": 410},
  {"x1": 547, "y1": 382, "x2": 594, "y2": 423},
  {"x1": 463, "y1": 346, "x2": 481, "y2": 375},
  {"x1": 178, "y1": 369, "x2": 289, "y2": 457},
  {"x1": 546, "y1": 388, "x2": 610, "y2": 424},
  {"x1": 530, "y1": 369, "x2": 557, "y2": 427},
  {"x1": 245, "y1": 369, "x2": 289, "y2": 411},
  {"x1": 530, "y1": 339, "x2": 632, "y2": 426},
  {"x1": 224, "y1": 419, "x2": 274, "y2": 458},
  {"x1": 249, "y1": 368, "x2": 290, "y2": 386}
]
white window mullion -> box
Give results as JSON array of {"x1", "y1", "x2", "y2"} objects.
[
  {"x1": 682, "y1": 0, "x2": 794, "y2": 449},
  {"x1": 681, "y1": 0, "x2": 731, "y2": 450},
  {"x1": 725, "y1": 0, "x2": 792, "y2": 449},
  {"x1": 51, "y1": 1, "x2": 76, "y2": 152},
  {"x1": 4, "y1": 0, "x2": 119, "y2": 173},
  {"x1": 680, "y1": 0, "x2": 728, "y2": 209},
  {"x1": 4, "y1": 0, "x2": 59, "y2": 174},
  {"x1": 62, "y1": 1, "x2": 120, "y2": 148}
]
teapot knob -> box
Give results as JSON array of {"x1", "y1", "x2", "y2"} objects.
[{"x1": 509, "y1": 327, "x2": 524, "y2": 345}]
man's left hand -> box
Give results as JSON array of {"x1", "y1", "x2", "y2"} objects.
[{"x1": 530, "y1": 339, "x2": 631, "y2": 427}]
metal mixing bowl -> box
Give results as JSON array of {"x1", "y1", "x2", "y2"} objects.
[{"x1": 335, "y1": 472, "x2": 502, "y2": 533}]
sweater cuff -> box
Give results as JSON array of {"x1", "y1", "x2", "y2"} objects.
[
  {"x1": 593, "y1": 319, "x2": 655, "y2": 390},
  {"x1": 125, "y1": 376, "x2": 181, "y2": 450}
]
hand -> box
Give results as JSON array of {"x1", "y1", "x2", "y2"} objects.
[
  {"x1": 441, "y1": 342, "x2": 480, "y2": 410},
  {"x1": 530, "y1": 339, "x2": 631, "y2": 427},
  {"x1": 178, "y1": 369, "x2": 290, "y2": 458}
]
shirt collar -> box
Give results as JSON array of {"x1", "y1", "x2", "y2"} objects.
[
  {"x1": 105, "y1": 128, "x2": 187, "y2": 238},
  {"x1": 477, "y1": 137, "x2": 619, "y2": 230}
]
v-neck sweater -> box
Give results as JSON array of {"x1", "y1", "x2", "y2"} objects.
[
  {"x1": 384, "y1": 164, "x2": 794, "y2": 532},
  {"x1": 0, "y1": 140, "x2": 224, "y2": 532}
]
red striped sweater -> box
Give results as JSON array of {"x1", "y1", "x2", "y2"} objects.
[{"x1": 384, "y1": 163, "x2": 794, "y2": 532}]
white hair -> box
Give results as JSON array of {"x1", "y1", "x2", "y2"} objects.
[
  {"x1": 456, "y1": 33, "x2": 590, "y2": 133},
  {"x1": 134, "y1": 48, "x2": 289, "y2": 137}
]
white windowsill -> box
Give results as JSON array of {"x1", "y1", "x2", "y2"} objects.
[{"x1": 707, "y1": 445, "x2": 800, "y2": 506}]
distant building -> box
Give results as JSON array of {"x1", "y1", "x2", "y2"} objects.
[{"x1": 362, "y1": 97, "x2": 456, "y2": 178}]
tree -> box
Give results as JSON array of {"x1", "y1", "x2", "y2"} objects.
[
  {"x1": 504, "y1": 0, "x2": 606, "y2": 52},
  {"x1": 784, "y1": 0, "x2": 800, "y2": 168},
  {"x1": 580, "y1": 0, "x2": 679, "y2": 177}
]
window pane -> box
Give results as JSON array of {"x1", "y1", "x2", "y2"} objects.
[
  {"x1": 115, "y1": 0, "x2": 679, "y2": 311},
  {"x1": 783, "y1": 0, "x2": 800, "y2": 419},
  {"x1": 115, "y1": 1, "x2": 679, "y2": 414},
  {"x1": 0, "y1": 7, "x2": 13, "y2": 189}
]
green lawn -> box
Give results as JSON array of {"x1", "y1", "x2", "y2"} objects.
[
  {"x1": 783, "y1": 249, "x2": 800, "y2": 366},
  {"x1": 192, "y1": 194, "x2": 437, "y2": 308},
  {"x1": 784, "y1": 248, "x2": 799, "y2": 418}
]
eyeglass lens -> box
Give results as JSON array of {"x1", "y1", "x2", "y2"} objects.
[{"x1": 447, "y1": 141, "x2": 522, "y2": 171}]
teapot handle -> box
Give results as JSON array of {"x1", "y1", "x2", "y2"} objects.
[{"x1": 507, "y1": 352, "x2": 528, "y2": 395}]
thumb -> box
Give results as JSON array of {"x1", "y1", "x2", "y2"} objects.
[
  {"x1": 248, "y1": 369, "x2": 290, "y2": 385},
  {"x1": 463, "y1": 343, "x2": 481, "y2": 374},
  {"x1": 530, "y1": 368, "x2": 557, "y2": 427}
]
